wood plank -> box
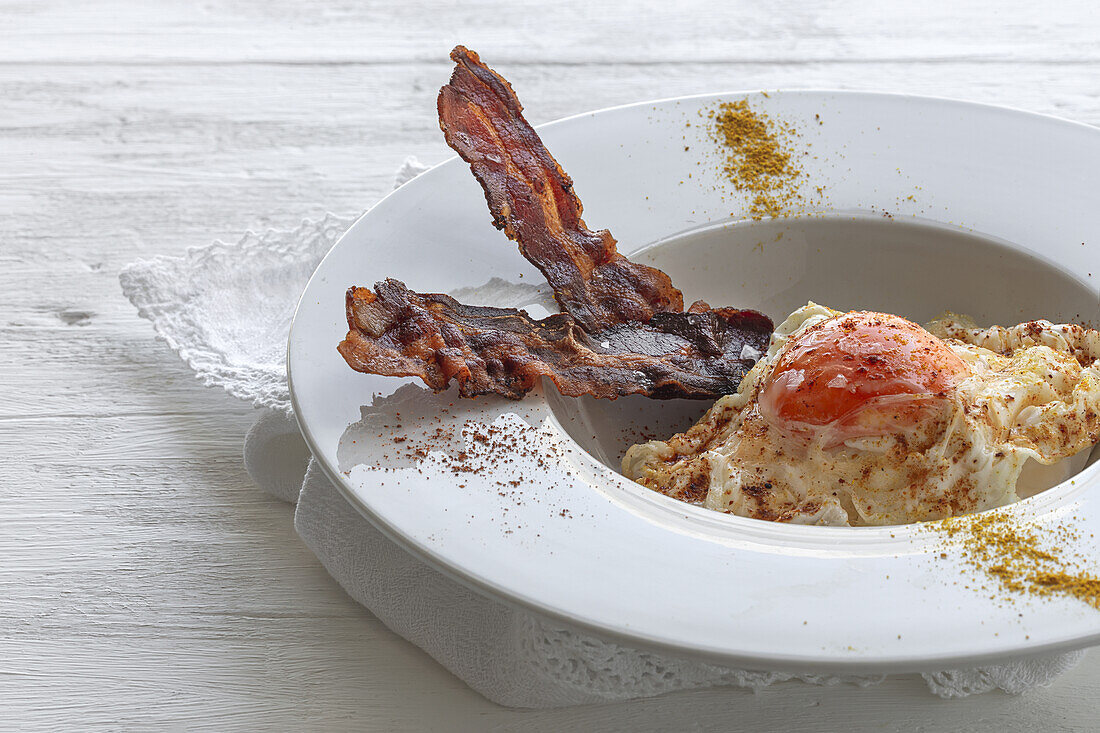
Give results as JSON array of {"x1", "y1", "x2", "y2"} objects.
[{"x1": 2, "y1": 0, "x2": 1099, "y2": 64}]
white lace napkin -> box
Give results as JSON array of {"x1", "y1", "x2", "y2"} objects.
[{"x1": 119, "y1": 157, "x2": 1086, "y2": 707}]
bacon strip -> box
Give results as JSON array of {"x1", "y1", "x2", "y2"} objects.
[
  {"x1": 339, "y1": 48, "x2": 775, "y2": 401},
  {"x1": 438, "y1": 45, "x2": 685, "y2": 332},
  {"x1": 339, "y1": 280, "x2": 771, "y2": 400}
]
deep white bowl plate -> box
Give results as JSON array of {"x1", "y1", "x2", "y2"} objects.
[{"x1": 289, "y1": 92, "x2": 1100, "y2": 672}]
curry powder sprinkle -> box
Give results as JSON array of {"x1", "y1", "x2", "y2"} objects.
[
  {"x1": 707, "y1": 99, "x2": 806, "y2": 219},
  {"x1": 928, "y1": 509, "x2": 1100, "y2": 611}
]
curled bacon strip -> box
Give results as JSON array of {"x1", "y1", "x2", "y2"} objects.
[
  {"x1": 339, "y1": 47, "x2": 775, "y2": 400},
  {"x1": 438, "y1": 45, "x2": 684, "y2": 331},
  {"x1": 339, "y1": 280, "x2": 770, "y2": 400}
]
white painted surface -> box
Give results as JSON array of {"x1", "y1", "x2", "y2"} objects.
[{"x1": 2, "y1": 1, "x2": 1099, "y2": 729}]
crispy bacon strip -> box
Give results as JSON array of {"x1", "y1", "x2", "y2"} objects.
[
  {"x1": 438, "y1": 45, "x2": 685, "y2": 332},
  {"x1": 339, "y1": 48, "x2": 775, "y2": 401},
  {"x1": 339, "y1": 280, "x2": 771, "y2": 400}
]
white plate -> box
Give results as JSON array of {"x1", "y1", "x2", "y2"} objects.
[{"x1": 288, "y1": 91, "x2": 1100, "y2": 673}]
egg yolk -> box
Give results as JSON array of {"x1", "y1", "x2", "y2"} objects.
[{"x1": 758, "y1": 311, "x2": 971, "y2": 445}]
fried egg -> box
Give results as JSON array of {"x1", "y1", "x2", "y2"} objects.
[{"x1": 622, "y1": 304, "x2": 1100, "y2": 526}]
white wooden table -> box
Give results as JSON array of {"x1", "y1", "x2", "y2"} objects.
[{"x1": 4, "y1": 2, "x2": 1098, "y2": 729}]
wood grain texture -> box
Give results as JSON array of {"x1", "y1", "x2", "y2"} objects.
[{"x1": 2, "y1": 1, "x2": 1099, "y2": 730}]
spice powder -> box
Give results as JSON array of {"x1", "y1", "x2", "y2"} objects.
[
  {"x1": 927, "y1": 509, "x2": 1100, "y2": 611},
  {"x1": 705, "y1": 98, "x2": 808, "y2": 220}
]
